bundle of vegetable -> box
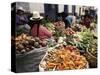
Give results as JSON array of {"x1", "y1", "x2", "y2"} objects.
[
  {"x1": 71, "y1": 24, "x2": 82, "y2": 32},
  {"x1": 54, "y1": 21, "x2": 65, "y2": 30},
  {"x1": 88, "y1": 39, "x2": 97, "y2": 57},
  {"x1": 84, "y1": 37, "x2": 97, "y2": 68},
  {"x1": 77, "y1": 29, "x2": 97, "y2": 52},
  {"x1": 40, "y1": 45, "x2": 88, "y2": 71},
  {"x1": 90, "y1": 22, "x2": 97, "y2": 31},
  {"x1": 53, "y1": 21, "x2": 65, "y2": 38},
  {"x1": 63, "y1": 28, "x2": 79, "y2": 46},
  {"x1": 15, "y1": 33, "x2": 47, "y2": 54},
  {"x1": 43, "y1": 21, "x2": 55, "y2": 33},
  {"x1": 71, "y1": 24, "x2": 89, "y2": 32},
  {"x1": 75, "y1": 28, "x2": 97, "y2": 68},
  {"x1": 64, "y1": 27, "x2": 76, "y2": 35}
]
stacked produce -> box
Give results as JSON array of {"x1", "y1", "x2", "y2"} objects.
[
  {"x1": 54, "y1": 21, "x2": 65, "y2": 31},
  {"x1": 88, "y1": 38, "x2": 97, "y2": 57},
  {"x1": 15, "y1": 33, "x2": 47, "y2": 54},
  {"x1": 64, "y1": 28, "x2": 80, "y2": 46},
  {"x1": 71, "y1": 24, "x2": 82, "y2": 32},
  {"x1": 53, "y1": 21, "x2": 65, "y2": 37},
  {"x1": 71, "y1": 24, "x2": 88, "y2": 32},
  {"x1": 75, "y1": 29, "x2": 97, "y2": 67},
  {"x1": 64, "y1": 27, "x2": 76, "y2": 35},
  {"x1": 63, "y1": 27, "x2": 97, "y2": 56},
  {"x1": 42, "y1": 20, "x2": 55, "y2": 33},
  {"x1": 90, "y1": 22, "x2": 97, "y2": 31},
  {"x1": 40, "y1": 45, "x2": 88, "y2": 71},
  {"x1": 44, "y1": 23, "x2": 55, "y2": 33},
  {"x1": 77, "y1": 29, "x2": 97, "y2": 53}
]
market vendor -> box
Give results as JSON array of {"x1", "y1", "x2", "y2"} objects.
[
  {"x1": 65, "y1": 13, "x2": 76, "y2": 28},
  {"x1": 30, "y1": 11, "x2": 52, "y2": 40},
  {"x1": 16, "y1": 7, "x2": 31, "y2": 34}
]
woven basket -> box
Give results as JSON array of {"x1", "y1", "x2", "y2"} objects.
[{"x1": 85, "y1": 48, "x2": 97, "y2": 68}]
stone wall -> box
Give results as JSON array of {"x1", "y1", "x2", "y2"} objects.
[{"x1": 16, "y1": 2, "x2": 30, "y2": 12}]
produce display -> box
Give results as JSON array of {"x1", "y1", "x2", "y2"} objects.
[
  {"x1": 77, "y1": 29, "x2": 97, "y2": 55},
  {"x1": 88, "y1": 40, "x2": 97, "y2": 57},
  {"x1": 42, "y1": 21, "x2": 55, "y2": 33},
  {"x1": 40, "y1": 45, "x2": 88, "y2": 71},
  {"x1": 15, "y1": 33, "x2": 47, "y2": 54},
  {"x1": 53, "y1": 21, "x2": 65, "y2": 37},
  {"x1": 90, "y1": 22, "x2": 97, "y2": 31},
  {"x1": 64, "y1": 27, "x2": 76, "y2": 35},
  {"x1": 12, "y1": 5, "x2": 97, "y2": 72},
  {"x1": 54, "y1": 21, "x2": 65, "y2": 31},
  {"x1": 15, "y1": 19, "x2": 97, "y2": 70},
  {"x1": 64, "y1": 28, "x2": 79, "y2": 46},
  {"x1": 62, "y1": 28, "x2": 97, "y2": 57},
  {"x1": 71, "y1": 24, "x2": 88, "y2": 32},
  {"x1": 71, "y1": 24, "x2": 82, "y2": 32}
]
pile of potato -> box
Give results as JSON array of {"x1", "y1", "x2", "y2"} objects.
[{"x1": 15, "y1": 33, "x2": 47, "y2": 54}]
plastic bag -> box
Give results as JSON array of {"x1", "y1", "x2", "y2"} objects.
[{"x1": 16, "y1": 47, "x2": 47, "y2": 72}]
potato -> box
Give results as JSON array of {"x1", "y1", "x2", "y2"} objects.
[
  {"x1": 31, "y1": 38, "x2": 35, "y2": 42},
  {"x1": 41, "y1": 41, "x2": 47, "y2": 47},
  {"x1": 31, "y1": 46, "x2": 35, "y2": 50},
  {"x1": 26, "y1": 48, "x2": 30, "y2": 52},
  {"x1": 16, "y1": 33, "x2": 48, "y2": 54},
  {"x1": 16, "y1": 50, "x2": 20, "y2": 54},
  {"x1": 17, "y1": 44, "x2": 24, "y2": 50},
  {"x1": 34, "y1": 42, "x2": 40, "y2": 48},
  {"x1": 35, "y1": 37, "x2": 40, "y2": 42},
  {"x1": 24, "y1": 41, "x2": 29, "y2": 45},
  {"x1": 21, "y1": 49, "x2": 26, "y2": 54}
]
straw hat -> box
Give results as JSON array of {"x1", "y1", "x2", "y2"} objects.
[
  {"x1": 17, "y1": 7, "x2": 25, "y2": 12},
  {"x1": 30, "y1": 11, "x2": 43, "y2": 20}
]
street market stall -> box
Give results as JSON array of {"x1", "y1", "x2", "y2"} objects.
[{"x1": 11, "y1": 3, "x2": 97, "y2": 72}]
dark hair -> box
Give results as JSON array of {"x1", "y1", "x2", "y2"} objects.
[
  {"x1": 55, "y1": 17, "x2": 62, "y2": 22},
  {"x1": 16, "y1": 10, "x2": 24, "y2": 14},
  {"x1": 30, "y1": 20, "x2": 42, "y2": 37},
  {"x1": 31, "y1": 20, "x2": 42, "y2": 25}
]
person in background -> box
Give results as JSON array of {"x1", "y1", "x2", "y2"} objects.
[
  {"x1": 16, "y1": 7, "x2": 31, "y2": 35},
  {"x1": 72, "y1": 13, "x2": 77, "y2": 25},
  {"x1": 64, "y1": 13, "x2": 76, "y2": 28},
  {"x1": 83, "y1": 15, "x2": 92, "y2": 28},
  {"x1": 30, "y1": 11, "x2": 52, "y2": 40},
  {"x1": 82, "y1": 10, "x2": 92, "y2": 28}
]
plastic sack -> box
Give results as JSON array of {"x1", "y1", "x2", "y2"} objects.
[{"x1": 16, "y1": 47, "x2": 47, "y2": 72}]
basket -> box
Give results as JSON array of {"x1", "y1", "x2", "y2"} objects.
[{"x1": 85, "y1": 48, "x2": 97, "y2": 68}]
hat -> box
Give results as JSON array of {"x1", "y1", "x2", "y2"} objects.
[
  {"x1": 17, "y1": 7, "x2": 25, "y2": 12},
  {"x1": 30, "y1": 11, "x2": 43, "y2": 20}
]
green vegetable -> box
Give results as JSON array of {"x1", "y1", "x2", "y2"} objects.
[{"x1": 76, "y1": 29, "x2": 97, "y2": 56}]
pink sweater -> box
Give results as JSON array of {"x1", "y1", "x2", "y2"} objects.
[{"x1": 31, "y1": 24, "x2": 52, "y2": 40}]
